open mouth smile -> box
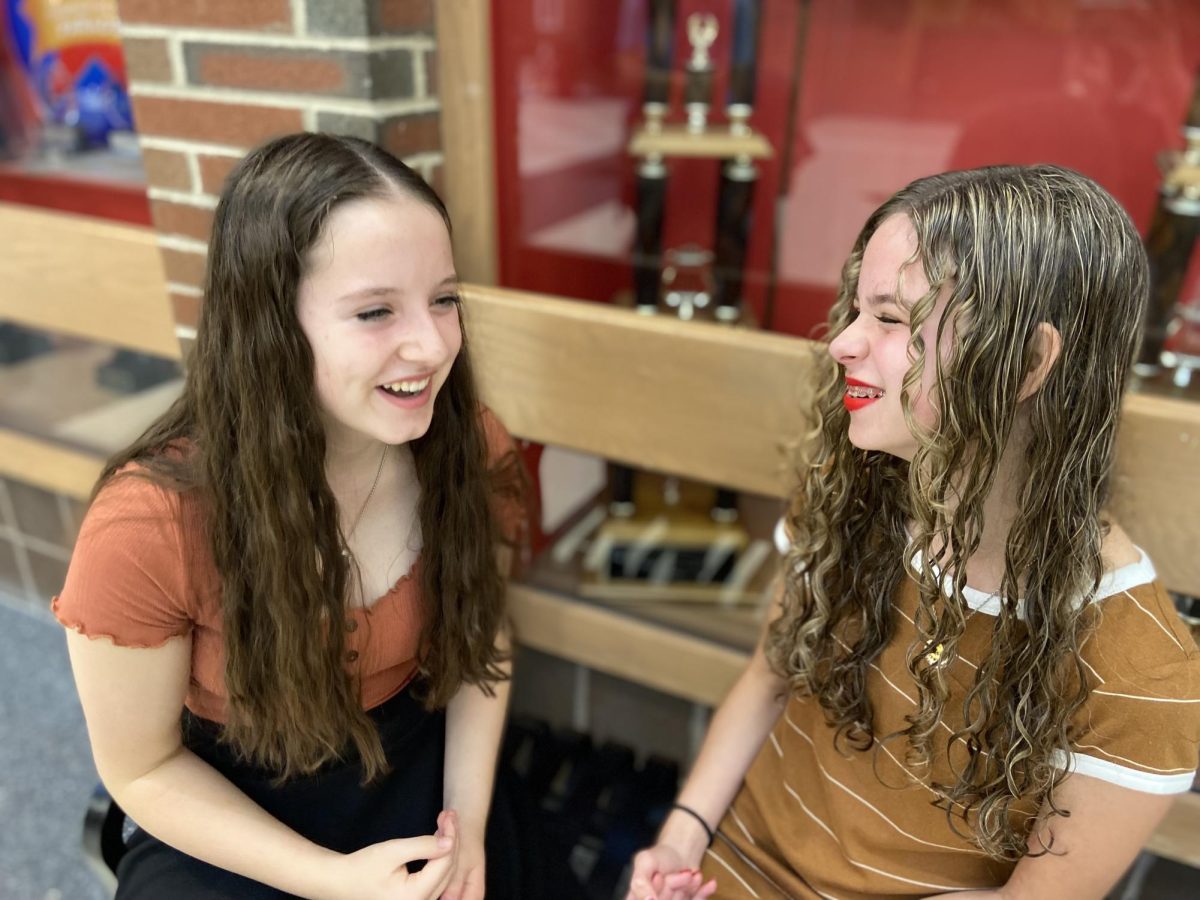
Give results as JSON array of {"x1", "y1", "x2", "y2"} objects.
[
  {"x1": 843, "y1": 377, "x2": 884, "y2": 412},
  {"x1": 377, "y1": 375, "x2": 433, "y2": 407}
]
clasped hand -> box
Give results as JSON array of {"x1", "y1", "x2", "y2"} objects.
[{"x1": 324, "y1": 809, "x2": 484, "y2": 900}]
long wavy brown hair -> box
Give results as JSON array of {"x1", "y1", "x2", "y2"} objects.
[
  {"x1": 766, "y1": 165, "x2": 1149, "y2": 859},
  {"x1": 96, "y1": 133, "x2": 521, "y2": 781}
]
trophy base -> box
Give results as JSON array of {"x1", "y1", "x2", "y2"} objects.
[
  {"x1": 611, "y1": 289, "x2": 759, "y2": 329},
  {"x1": 574, "y1": 474, "x2": 768, "y2": 606}
]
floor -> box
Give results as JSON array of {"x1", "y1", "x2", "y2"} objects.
[
  {"x1": 3, "y1": 586, "x2": 1199, "y2": 900},
  {"x1": 0, "y1": 593, "x2": 106, "y2": 900}
]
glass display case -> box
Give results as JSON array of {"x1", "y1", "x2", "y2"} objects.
[{"x1": 490, "y1": 0, "x2": 1200, "y2": 340}]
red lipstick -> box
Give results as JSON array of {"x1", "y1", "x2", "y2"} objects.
[{"x1": 843, "y1": 377, "x2": 883, "y2": 412}]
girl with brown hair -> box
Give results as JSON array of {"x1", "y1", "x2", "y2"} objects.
[
  {"x1": 628, "y1": 165, "x2": 1200, "y2": 899},
  {"x1": 55, "y1": 132, "x2": 527, "y2": 899}
]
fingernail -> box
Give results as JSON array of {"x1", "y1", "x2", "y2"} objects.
[{"x1": 437, "y1": 835, "x2": 453, "y2": 849}]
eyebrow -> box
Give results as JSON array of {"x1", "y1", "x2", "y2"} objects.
[
  {"x1": 857, "y1": 292, "x2": 913, "y2": 310},
  {"x1": 337, "y1": 275, "x2": 460, "y2": 304}
]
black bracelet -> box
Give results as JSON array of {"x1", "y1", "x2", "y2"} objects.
[{"x1": 671, "y1": 802, "x2": 715, "y2": 847}]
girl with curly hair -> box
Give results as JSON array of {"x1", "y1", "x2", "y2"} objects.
[
  {"x1": 55, "y1": 133, "x2": 528, "y2": 899},
  {"x1": 629, "y1": 164, "x2": 1200, "y2": 899}
]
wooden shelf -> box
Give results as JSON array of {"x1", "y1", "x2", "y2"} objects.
[
  {"x1": 0, "y1": 155, "x2": 151, "y2": 227},
  {"x1": 508, "y1": 581, "x2": 748, "y2": 706}
]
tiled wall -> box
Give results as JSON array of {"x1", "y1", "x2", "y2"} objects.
[{"x1": 0, "y1": 478, "x2": 84, "y2": 609}]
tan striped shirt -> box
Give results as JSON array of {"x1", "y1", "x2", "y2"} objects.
[{"x1": 703, "y1": 547, "x2": 1200, "y2": 898}]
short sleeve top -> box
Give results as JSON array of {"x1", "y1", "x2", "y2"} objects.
[
  {"x1": 716, "y1": 525, "x2": 1200, "y2": 897},
  {"x1": 52, "y1": 408, "x2": 526, "y2": 723}
]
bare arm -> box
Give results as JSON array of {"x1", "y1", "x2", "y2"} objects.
[
  {"x1": 926, "y1": 774, "x2": 1176, "y2": 900},
  {"x1": 440, "y1": 627, "x2": 512, "y2": 900},
  {"x1": 627, "y1": 581, "x2": 790, "y2": 898},
  {"x1": 66, "y1": 631, "x2": 453, "y2": 900},
  {"x1": 438, "y1": 542, "x2": 517, "y2": 900}
]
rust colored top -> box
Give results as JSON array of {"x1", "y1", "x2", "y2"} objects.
[{"x1": 53, "y1": 408, "x2": 525, "y2": 723}]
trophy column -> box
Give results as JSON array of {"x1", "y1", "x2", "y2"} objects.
[
  {"x1": 643, "y1": 0, "x2": 676, "y2": 132},
  {"x1": 1137, "y1": 70, "x2": 1200, "y2": 375},
  {"x1": 709, "y1": 0, "x2": 763, "y2": 523},
  {"x1": 726, "y1": 0, "x2": 763, "y2": 137},
  {"x1": 589, "y1": 3, "x2": 776, "y2": 601},
  {"x1": 633, "y1": 154, "x2": 669, "y2": 315},
  {"x1": 713, "y1": 156, "x2": 758, "y2": 324}
]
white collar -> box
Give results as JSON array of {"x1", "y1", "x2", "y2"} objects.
[{"x1": 908, "y1": 546, "x2": 1157, "y2": 618}]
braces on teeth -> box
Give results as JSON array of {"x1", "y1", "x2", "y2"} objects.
[{"x1": 846, "y1": 385, "x2": 884, "y2": 399}]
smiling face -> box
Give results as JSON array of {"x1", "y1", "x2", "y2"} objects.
[
  {"x1": 296, "y1": 192, "x2": 462, "y2": 454},
  {"x1": 827, "y1": 213, "x2": 952, "y2": 461}
]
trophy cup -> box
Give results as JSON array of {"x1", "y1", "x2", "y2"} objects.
[
  {"x1": 1137, "y1": 69, "x2": 1200, "y2": 375},
  {"x1": 726, "y1": 0, "x2": 763, "y2": 136},
  {"x1": 683, "y1": 13, "x2": 718, "y2": 134},
  {"x1": 643, "y1": 0, "x2": 676, "y2": 132}
]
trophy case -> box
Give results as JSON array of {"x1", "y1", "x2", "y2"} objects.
[
  {"x1": 1137, "y1": 67, "x2": 1200, "y2": 395},
  {"x1": 490, "y1": 0, "x2": 1200, "y2": 628}
]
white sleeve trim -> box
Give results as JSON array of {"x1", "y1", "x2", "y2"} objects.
[
  {"x1": 774, "y1": 518, "x2": 791, "y2": 556},
  {"x1": 1053, "y1": 749, "x2": 1197, "y2": 794}
]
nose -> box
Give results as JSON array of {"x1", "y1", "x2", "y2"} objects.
[
  {"x1": 396, "y1": 306, "x2": 451, "y2": 364},
  {"x1": 828, "y1": 312, "x2": 867, "y2": 367}
]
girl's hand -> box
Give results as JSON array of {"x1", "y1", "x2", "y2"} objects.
[
  {"x1": 626, "y1": 844, "x2": 717, "y2": 900},
  {"x1": 324, "y1": 822, "x2": 457, "y2": 900},
  {"x1": 439, "y1": 810, "x2": 486, "y2": 900}
]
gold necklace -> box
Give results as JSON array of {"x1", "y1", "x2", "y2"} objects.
[{"x1": 341, "y1": 445, "x2": 388, "y2": 559}]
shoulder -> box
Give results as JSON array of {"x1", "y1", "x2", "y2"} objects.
[
  {"x1": 87, "y1": 464, "x2": 183, "y2": 529},
  {"x1": 55, "y1": 463, "x2": 199, "y2": 644},
  {"x1": 1083, "y1": 558, "x2": 1200, "y2": 703},
  {"x1": 1069, "y1": 543, "x2": 1200, "y2": 794}
]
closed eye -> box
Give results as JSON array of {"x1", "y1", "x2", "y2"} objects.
[{"x1": 356, "y1": 308, "x2": 390, "y2": 322}]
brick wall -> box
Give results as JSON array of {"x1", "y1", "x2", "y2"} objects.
[{"x1": 116, "y1": 0, "x2": 442, "y2": 347}]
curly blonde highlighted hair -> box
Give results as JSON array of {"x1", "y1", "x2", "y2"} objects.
[{"x1": 766, "y1": 165, "x2": 1149, "y2": 859}]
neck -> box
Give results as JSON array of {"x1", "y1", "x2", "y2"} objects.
[
  {"x1": 320, "y1": 412, "x2": 391, "y2": 480},
  {"x1": 922, "y1": 419, "x2": 1030, "y2": 593}
]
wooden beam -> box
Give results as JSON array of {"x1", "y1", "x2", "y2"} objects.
[
  {"x1": 435, "y1": 0, "x2": 498, "y2": 284},
  {"x1": 0, "y1": 203, "x2": 180, "y2": 359},
  {"x1": 0, "y1": 428, "x2": 103, "y2": 501},
  {"x1": 463, "y1": 284, "x2": 819, "y2": 498}
]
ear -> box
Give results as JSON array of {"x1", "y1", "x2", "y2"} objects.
[{"x1": 1018, "y1": 322, "x2": 1062, "y2": 402}]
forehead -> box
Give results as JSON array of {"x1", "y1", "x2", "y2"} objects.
[
  {"x1": 859, "y1": 213, "x2": 930, "y2": 302},
  {"x1": 306, "y1": 193, "x2": 450, "y2": 276}
]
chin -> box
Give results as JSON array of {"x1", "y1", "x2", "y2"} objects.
[
  {"x1": 382, "y1": 420, "x2": 434, "y2": 446},
  {"x1": 846, "y1": 429, "x2": 913, "y2": 461}
]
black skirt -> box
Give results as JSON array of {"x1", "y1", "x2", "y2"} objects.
[{"x1": 114, "y1": 684, "x2": 530, "y2": 899}]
